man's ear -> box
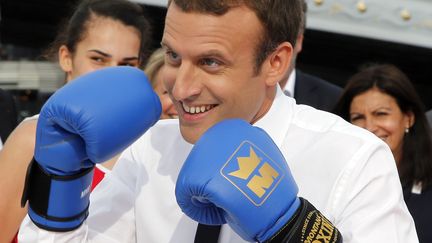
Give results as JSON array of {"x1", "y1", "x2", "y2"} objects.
[
  {"x1": 264, "y1": 42, "x2": 293, "y2": 87},
  {"x1": 58, "y1": 45, "x2": 73, "y2": 74}
]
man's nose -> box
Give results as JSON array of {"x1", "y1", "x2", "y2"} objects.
[{"x1": 171, "y1": 63, "x2": 201, "y2": 101}]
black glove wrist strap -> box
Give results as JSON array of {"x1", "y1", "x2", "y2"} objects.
[
  {"x1": 21, "y1": 158, "x2": 94, "y2": 224},
  {"x1": 265, "y1": 198, "x2": 342, "y2": 243}
]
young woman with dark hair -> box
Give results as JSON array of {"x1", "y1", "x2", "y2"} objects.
[{"x1": 0, "y1": 0, "x2": 152, "y2": 241}]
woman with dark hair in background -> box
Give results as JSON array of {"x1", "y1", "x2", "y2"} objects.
[
  {"x1": 0, "y1": 0, "x2": 152, "y2": 242},
  {"x1": 334, "y1": 63, "x2": 432, "y2": 243}
]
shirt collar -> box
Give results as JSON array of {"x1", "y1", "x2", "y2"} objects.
[
  {"x1": 254, "y1": 85, "x2": 294, "y2": 147},
  {"x1": 284, "y1": 69, "x2": 296, "y2": 97}
]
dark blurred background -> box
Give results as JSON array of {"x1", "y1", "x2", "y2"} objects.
[{"x1": 1, "y1": 0, "x2": 431, "y2": 121}]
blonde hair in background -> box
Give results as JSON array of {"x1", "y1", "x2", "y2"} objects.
[{"x1": 144, "y1": 48, "x2": 165, "y2": 88}]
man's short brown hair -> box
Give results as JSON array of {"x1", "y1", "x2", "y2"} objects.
[{"x1": 167, "y1": 0, "x2": 303, "y2": 74}]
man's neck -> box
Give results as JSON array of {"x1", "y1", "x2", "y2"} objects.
[{"x1": 250, "y1": 85, "x2": 277, "y2": 125}]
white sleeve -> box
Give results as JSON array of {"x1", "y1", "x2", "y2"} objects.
[
  {"x1": 335, "y1": 143, "x2": 419, "y2": 243},
  {"x1": 18, "y1": 144, "x2": 141, "y2": 243}
]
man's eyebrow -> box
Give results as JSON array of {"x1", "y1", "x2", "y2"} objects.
[
  {"x1": 160, "y1": 42, "x2": 170, "y2": 50},
  {"x1": 199, "y1": 50, "x2": 224, "y2": 58},
  {"x1": 160, "y1": 42, "x2": 228, "y2": 62},
  {"x1": 198, "y1": 49, "x2": 230, "y2": 64}
]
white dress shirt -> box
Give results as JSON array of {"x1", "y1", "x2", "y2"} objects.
[{"x1": 19, "y1": 86, "x2": 418, "y2": 243}]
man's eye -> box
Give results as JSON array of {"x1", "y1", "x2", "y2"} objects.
[
  {"x1": 166, "y1": 51, "x2": 180, "y2": 63},
  {"x1": 200, "y1": 58, "x2": 219, "y2": 67}
]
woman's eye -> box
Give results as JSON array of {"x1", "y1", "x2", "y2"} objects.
[
  {"x1": 371, "y1": 110, "x2": 389, "y2": 117},
  {"x1": 91, "y1": 57, "x2": 104, "y2": 63},
  {"x1": 120, "y1": 62, "x2": 137, "y2": 67},
  {"x1": 350, "y1": 115, "x2": 362, "y2": 122}
]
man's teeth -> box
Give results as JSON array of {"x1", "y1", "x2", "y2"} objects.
[{"x1": 182, "y1": 103, "x2": 212, "y2": 114}]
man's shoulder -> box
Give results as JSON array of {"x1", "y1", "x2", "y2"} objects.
[
  {"x1": 296, "y1": 70, "x2": 342, "y2": 94},
  {"x1": 290, "y1": 104, "x2": 382, "y2": 146},
  {"x1": 294, "y1": 70, "x2": 342, "y2": 112},
  {"x1": 127, "y1": 119, "x2": 192, "y2": 170},
  {"x1": 133, "y1": 119, "x2": 186, "y2": 148},
  {"x1": 142, "y1": 119, "x2": 183, "y2": 141},
  {"x1": 152, "y1": 119, "x2": 181, "y2": 132}
]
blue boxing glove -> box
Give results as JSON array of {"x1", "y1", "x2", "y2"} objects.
[
  {"x1": 176, "y1": 119, "x2": 341, "y2": 242},
  {"x1": 21, "y1": 66, "x2": 161, "y2": 231}
]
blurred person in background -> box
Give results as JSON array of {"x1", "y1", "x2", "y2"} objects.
[
  {"x1": 334, "y1": 63, "x2": 432, "y2": 243},
  {"x1": 0, "y1": 88, "x2": 18, "y2": 150},
  {"x1": 279, "y1": 0, "x2": 342, "y2": 112},
  {"x1": 0, "y1": 0, "x2": 152, "y2": 242},
  {"x1": 144, "y1": 48, "x2": 178, "y2": 119}
]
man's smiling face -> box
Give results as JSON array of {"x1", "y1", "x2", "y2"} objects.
[{"x1": 162, "y1": 3, "x2": 277, "y2": 143}]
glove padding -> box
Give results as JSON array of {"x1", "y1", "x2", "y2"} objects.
[{"x1": 23, "y1": 66, "x2": 161, "y2": 231}]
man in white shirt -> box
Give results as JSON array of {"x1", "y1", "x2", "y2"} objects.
[
  {"x1": 280, "y1": 1, "x2": 342, "y2": 113},
  {"x1": 20, "y1": 0, "x2": 418, "y2": 242}
]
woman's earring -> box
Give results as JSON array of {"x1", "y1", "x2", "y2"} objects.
[{"x1": 405, "y1": 127, "x2": 410, "y2": 134}]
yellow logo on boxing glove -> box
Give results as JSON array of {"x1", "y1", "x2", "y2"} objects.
[{"x1": 221, "y1": 141, "x2": 285, "y2": 206}]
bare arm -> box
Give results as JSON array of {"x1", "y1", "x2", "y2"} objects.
[
  {"x1": 0, "y1": 120, "x2": 37, "y2": 243},
  {"x1": 101, "y1": 154, "x2": 120, "y2": 170}
]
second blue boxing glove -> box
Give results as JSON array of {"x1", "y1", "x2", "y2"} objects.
[
  {"x1": 176, "y1": 119, "x2": 342, "y2": 243},
  {"x1": 22, "y1": 66, "x2": 161, "y2": 231}
]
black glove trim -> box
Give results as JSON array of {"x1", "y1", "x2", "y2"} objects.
[
  {"x1": 21, "y1": 158, "x2": 37, "y2": 208},
  {"x1": 265, "y1": 198, "x2": 342, "y2": 243},
  {"x1": 194, "y1": 223, "x2": 221, "y2": 243},
  {"x1": 21, "y1": 158, "x2": 94, "y2": 222},
  {"x1": 30, "y1": 211, "x2": 89, "y2": 232}
]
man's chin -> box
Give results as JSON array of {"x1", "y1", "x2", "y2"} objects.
[{"x1": 179, "y1": 125, "x2": 201, "y2": 145}]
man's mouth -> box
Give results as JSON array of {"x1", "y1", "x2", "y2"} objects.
[{"x1": 182, "y1": 102, "x2": 216, "y2": 114}]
